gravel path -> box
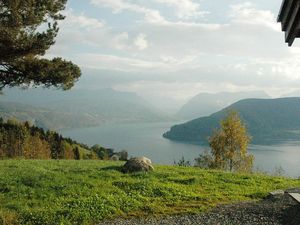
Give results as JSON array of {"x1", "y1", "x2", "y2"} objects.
[{"x1": 99, "y1": 193, "x2": 300, "y2": 225}]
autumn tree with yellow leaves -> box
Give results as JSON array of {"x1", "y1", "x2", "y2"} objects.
[{"x1": 196, "y1": 111, "x2": 254, "y2": 173}]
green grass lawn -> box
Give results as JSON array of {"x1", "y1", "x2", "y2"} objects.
[{"x1": 1, "y1": 160, "x2": 300, "y2": 225}]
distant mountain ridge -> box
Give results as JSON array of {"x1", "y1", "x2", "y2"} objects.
[
  {"x1": 0, "y1": 88, "x2": 171, "y2": 130},
  {"x1": 164, "y1": 97, "x2": 300, "y2": 144},
  {"x1": 176, "y1": 91, "x2": 270, "y2": 120},
  {"x1": 0, "y1": 101, "x2": 104, "y2": 130}
]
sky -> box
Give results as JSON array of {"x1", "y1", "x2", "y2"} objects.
[{"x1": 46, "y1": 0, "x2": 300, "y2": 110}]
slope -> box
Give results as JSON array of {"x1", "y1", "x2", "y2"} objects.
[
  {"x1": 164, "y1": 97, "x2": 300, "y2": 144},
  {"x1": 177, "y1": 91, "x2": 270, "y2": 120}
]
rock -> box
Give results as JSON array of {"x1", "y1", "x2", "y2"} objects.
[
  {"x1": 110, "y1": 154, "x2": 120, "y2": 161},
  {"x1": 122, "y1": 157, "x2": 154, "y2": 173},
  {"x1": 269, "y1": 190, "x2": 285, "y2": 196},
  {"x1": 288, "y1": 193, "x2": 300, "y2": 203},
  {"x1": 266, "y1": 190, "x2": 285, "y2": 200}
]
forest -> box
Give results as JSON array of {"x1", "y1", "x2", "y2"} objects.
[{"x1": 0, "y1": 118, "x2": 127, "y2": 161}]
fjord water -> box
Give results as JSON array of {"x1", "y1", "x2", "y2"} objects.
[{"x1": 61, "y1": 122, "x2": 300, "y2": 177}]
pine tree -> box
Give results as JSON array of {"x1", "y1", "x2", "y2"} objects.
[{"x1": 0, "y1": 0, "x2": 81, "y2": 90}]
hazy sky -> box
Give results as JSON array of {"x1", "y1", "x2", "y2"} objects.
[{"x1": 46, "y1": 0, "x2": 300, "y2": 108}]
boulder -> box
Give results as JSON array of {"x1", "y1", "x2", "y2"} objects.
[{"x1": 122, "y1": 157, "x2": 154, "y2": 173}]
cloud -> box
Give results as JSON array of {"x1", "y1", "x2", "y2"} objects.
[
  {"x1": 229, "y1": 2, "x2": 280, "y2": 31},
  {"x1": 89, "y1": 0, "x2": 210, "y2": 25},
  {"x1": 62, "y1": 10, "x2": 104, "y2": 30},
  {"x1": 90, "y1": 0, "x2": 167, "y2": 24},
  {"x1": 111, "y1": 32, "x2": 130, "y2": 50},
  {"x1": 134, "y1": 33, "x2": 149, "y2": 50},
  {"x1": 109, "y1": 32, "x2": 150, "y2": 50},
  {"x1": 144, "y1": 10, "x2": 167, "y2": 24},
  {"x1": 47, "y1": 0, "x2": 300, "y2": 104},
  {"x1": 46, "y1": 9, "x2": 107, "y2": 55},
  {"x1": 154, "y1": 0, "x2": 209, "y2": 19},
  {"x1": 90, "y1": 0, "x2": 146, "y2": 14},
  {"x1": 76, "y1": 53, "x2": 167, "y2": 72}
]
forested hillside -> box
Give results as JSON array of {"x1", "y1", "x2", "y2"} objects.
[
  {"x1": 0, "y1": 119, "x2": 121, "y2": 160},
  {"x1": 164, "y1": 97, "x2": 300, "y2": 144}
]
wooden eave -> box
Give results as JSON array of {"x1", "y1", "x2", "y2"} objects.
[{"x1": 278, "y1": 0, "x2": 300, "y2": 46}]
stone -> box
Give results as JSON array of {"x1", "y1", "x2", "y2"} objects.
[
  {"x1": 122, "y1": 157, "x2": 154, "y2": 173},
  {"x1": 110, "y1": 154, "x2": 120, "y2": 161},
  {"x1": 266, "y1": 190, "x2": 285, "y2": 200},
  {"x1": 289, "y1": 193, "x2": 300, "y2": 204},
  {"x1": 269, "y1": 190, "x2": 285, "y2": 196}
]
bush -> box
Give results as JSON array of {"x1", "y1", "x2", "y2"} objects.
[{"x1": 174, "y1": 157, "x2": 191, "y2": 167}]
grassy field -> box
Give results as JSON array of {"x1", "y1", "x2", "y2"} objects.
[{"x1": 1, "y1": 160, "x2": 300, "y2": 225}]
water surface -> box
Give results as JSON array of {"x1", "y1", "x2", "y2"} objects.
[{"x1": 61, "y1": 122, "x2": 300, "y2": 177}]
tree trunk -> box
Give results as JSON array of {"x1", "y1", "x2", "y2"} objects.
[{"x1": 229, "y1": 159, "x2": 233, "y2": 172}]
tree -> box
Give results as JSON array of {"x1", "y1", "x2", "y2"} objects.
[
  {"x1": 196, "y1": 111, "x2": 254, "y2": 172},
  {"x1": 118, "y1": 150, "x2": 128, "y2": 161},
  {"x1": 91, "y1": 144, "x2": 109, "y2": 160},
  {"x1": 195, "y1": 150, "x2": 214, "y2": 169},
  {"x1": 0, "y1": 0, "x2": 81, "y2": 90},
  {"x1": 73, "y1": 147, "x2": 80, "y2": 160}
]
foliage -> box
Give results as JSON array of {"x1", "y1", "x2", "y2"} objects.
[
  {"x1": 0, "y1": 118, "x2": 95, "y2": 160},
  {"x1": 194, "y1": 150, "x2": 214, "y2": 169},
  {"x1": 91, "y1": 145, "x2": 110, "y2": 160},
  {"x1": 0, "y1": 118, "x2": 128, "y2": 161},
  {"x1": 0, "y1": 160, "x2": 299, "y2": 225},
  {"x1": 174, "y1": 156, "x2": 191, "y2": 167},
  {"x1": 91, "y1": 145, "x2": 128, "y2": 161},
  {"x1": 0, "y1": 0, "x2": 81, "y2": 90},
  {"x1": 196, "y1": 111, "x2": 254, "y2": 172},
  {"x1": 73, "y1": 147, "x2": 80, "y2": 160},
  {"x1": 118, "y1": 150, "x2": 128, "y2": 161}
]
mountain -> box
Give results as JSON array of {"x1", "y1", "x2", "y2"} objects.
[
  {"x1": 282, "y1": 90, "x2": 300, "y2": 98},
  {"x1": 176, "y1": 91, "x2": 270, "y2": 120},
  {"x1": 0, "y1": 101, "x2": 101, "y2": 130},
  {"x1": 0, "y1": 88, "x2": 171, "y2": 130},
  {"x1": 164, "y1": 97, "x2": 300, "y2": 144}
]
